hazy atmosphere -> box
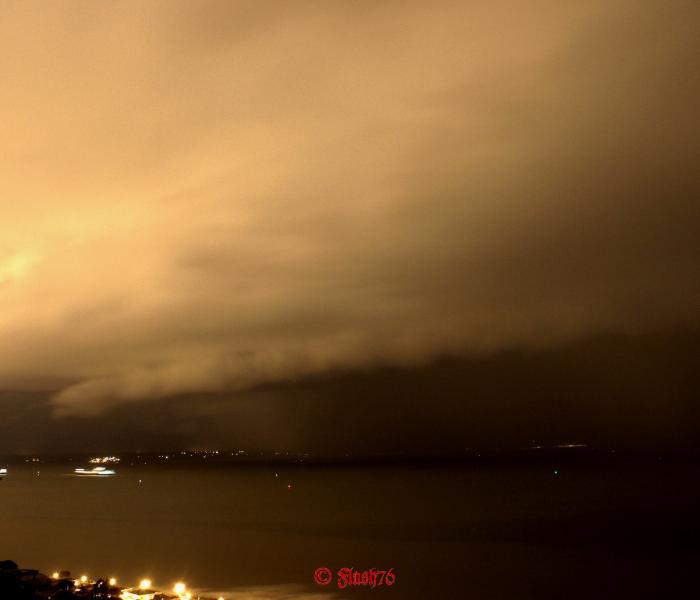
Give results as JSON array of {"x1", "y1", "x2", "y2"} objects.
[
  {"x1": 1, "y1": 0, "x2": 698, "y2": 453},
  {"x1": 3, "y1": 3, "x2": 700, "y2": 600}
]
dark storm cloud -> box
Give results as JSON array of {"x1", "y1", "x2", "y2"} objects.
[
  {"x1": 3, "y1": 331, "x2": 698, "y2": 454},
  {"x1": 0, "y1": 1, "x2": 697, "y2": 418}
]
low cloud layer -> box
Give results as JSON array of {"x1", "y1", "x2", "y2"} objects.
[{"x1": 0, "y1": 1, "x2": 698, "y2": 416}]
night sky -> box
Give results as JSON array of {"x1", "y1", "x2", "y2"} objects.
[{"x1": 1, "y1": 1, "x2": 698, "y2": 454}]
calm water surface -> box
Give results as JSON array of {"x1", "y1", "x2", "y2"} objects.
[{"x1": 1, "y1": 461, "x2": 699, "y2": 599}]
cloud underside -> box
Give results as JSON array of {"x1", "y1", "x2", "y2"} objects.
[{"x1": 0, "y1": 1, "x2": 698, "y2": 415}]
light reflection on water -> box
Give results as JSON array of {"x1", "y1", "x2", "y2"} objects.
[{"x1": 197, "y1": 585, "x2": 337, "y2": 599}]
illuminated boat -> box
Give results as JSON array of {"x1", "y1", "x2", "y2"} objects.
[
  {"x1": 0, "y1": 468, "x2": 6, "y2": 478},
  {"x1": 74, "y1": 466, "x2": 116, "y2": 477}
]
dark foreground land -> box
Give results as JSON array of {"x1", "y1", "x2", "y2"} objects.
[
  {"x1": 0, "y1": 561, "x2": 116, "y2": 599},
  {"x1": 0, "y1": 561, "x2": 208, "y2": 600}
]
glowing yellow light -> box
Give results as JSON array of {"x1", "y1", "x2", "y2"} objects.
[
  {"x1": 52, "y1": 572, "x2": 59, "y2": 579},
  {"x1": 174, "y1": 582, "x2": 186, "y2": 594},
  {"x1": 0, "y1": 252, "x2": 39, "y2": 284},
  {"x1": 139, "y1": 579, "x2": 152, "y2": 590},
  {"x1": 109, "y1": 577, "x2": 117, "y2": 586},
  {"x1": 80, "y1": 575, "x2": 88, "y2": 583}
]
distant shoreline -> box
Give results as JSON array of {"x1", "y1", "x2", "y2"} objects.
[{"x1": 2, "y1": 446, "x2": 699, "y2": 468}]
